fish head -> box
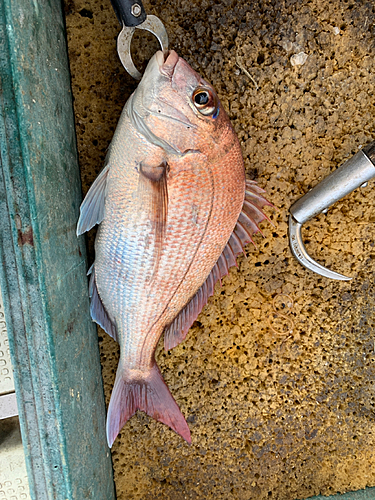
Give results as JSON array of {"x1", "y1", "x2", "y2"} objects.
[{"x1": 128, "y1": 50, "x2": 231, "y2": 155}]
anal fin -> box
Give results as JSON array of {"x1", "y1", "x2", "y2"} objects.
[{"x1": 89, "y1": 267, "x2": 117, "y2": 342}]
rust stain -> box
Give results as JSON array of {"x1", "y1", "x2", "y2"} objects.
[
  {"x1": 17, "y1": 226, "x2": 34, "y2": 247},
  {"x1": 15, "y1": 214, "x2": 34, "y2": 247}
]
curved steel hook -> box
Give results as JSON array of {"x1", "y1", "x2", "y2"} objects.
[
  {"x1": 289, "y1": 144, "x2": 375, "y2": 280},
  {"x1": 289, "y1": 215, "x2": 351, "y2": 280}
]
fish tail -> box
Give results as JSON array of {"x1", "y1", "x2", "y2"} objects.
[{"x1": 106, "y1": 363, "x2": 191, "y2": 447}]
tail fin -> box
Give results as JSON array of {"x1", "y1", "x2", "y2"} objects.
[{"x1": 106, "y1": 363, "x2": 191, "y2": 447}]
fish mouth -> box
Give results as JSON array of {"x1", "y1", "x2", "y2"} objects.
[{"x1": 156, "y1": 50, "x2": 179, "y2": 78}]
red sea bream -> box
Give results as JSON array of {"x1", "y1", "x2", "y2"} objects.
[{"x1": 77, "y1": 50, "x2": 272, "y2": 447}]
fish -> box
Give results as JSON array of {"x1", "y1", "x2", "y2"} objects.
[{"x1": 77, "y1": 50, "x2": 272, "y2": 447}]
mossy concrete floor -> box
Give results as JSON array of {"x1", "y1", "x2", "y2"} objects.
[{"x1": 65, "y1": 0, "x2": 375, "y2": 498}]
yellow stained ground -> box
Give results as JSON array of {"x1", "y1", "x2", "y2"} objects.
[{"x1": 64, "y1": 0, "x2": 375, "y2": 498}]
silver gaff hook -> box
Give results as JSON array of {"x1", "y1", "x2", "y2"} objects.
[
  {"x1": 109, "y1": 0, "x2": 168, "y2": 80},
  {"x1": 289, "y1": 142, "x2": 375, "y2": 280}
]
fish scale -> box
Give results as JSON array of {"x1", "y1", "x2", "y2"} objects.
[{"x1": 77, "y1": 50, "x2": 271, "y2": 446}]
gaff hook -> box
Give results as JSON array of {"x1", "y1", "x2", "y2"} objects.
[
  {"x1": 289, "y1": 142, "x2": 375, "y2": 280},
  {"x1": 110, "y1": 0, "x2": 169, "y2": 80}
]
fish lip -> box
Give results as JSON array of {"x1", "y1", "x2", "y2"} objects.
[{"x1": 157, "y1": 50, "x2": 179, "y2": 78}]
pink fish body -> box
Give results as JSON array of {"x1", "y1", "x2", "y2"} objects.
[{"x1": 77, "y1": 51, "x2": 271, "y2": 446}]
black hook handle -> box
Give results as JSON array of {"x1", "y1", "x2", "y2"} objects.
[{"x1": 110, "y1": 0, "x2": 147, "y2": 27}]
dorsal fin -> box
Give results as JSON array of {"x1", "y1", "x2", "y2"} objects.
[
  {"x1": 163, "y1": 179, "x2": 272, "y2": 351},
  {"x1": 77, "y1": 165, "x2": 110, "y2": 235}
]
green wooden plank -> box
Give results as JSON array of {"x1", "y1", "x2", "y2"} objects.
[
  {"x1": 0, "y1": 0, "x2": 115, "y2": 498},
  {"x1": 311, "y1": 488, "x2": 375, "y2": 499}
]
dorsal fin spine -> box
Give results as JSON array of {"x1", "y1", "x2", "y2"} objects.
[
  {"x1": 229, "y1": 232, "x2": 244, "y2": 257},
  {"x1": 243, "y1": 199, "x2": 273, "y2": 225},
  {"x1": 236, "y1": 220, "x2": 257, "y2": 247},
  {"x1": 239, "y1": 210, "x2": 264, "y2": 236}
]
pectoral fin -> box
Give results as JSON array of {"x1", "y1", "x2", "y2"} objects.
[
  {"x1": 88, "y1": 266, "x2": 118, "y2": 342},
  {"x1": 138, "y1": 160, "x2": 169, "y2": 273}
]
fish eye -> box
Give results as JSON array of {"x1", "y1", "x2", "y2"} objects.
[
  {"x1": 192, "y1": 87, "x2": 219, "y2": 117},
  {"x1": 194, "y1": 91, "x2": 209, "y2": 105}
]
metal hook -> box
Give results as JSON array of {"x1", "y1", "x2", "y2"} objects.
[
  {"x1": 117, "y1": 17, "x2": 169, "y2": 80},
  {"x1": 289, "y1": 142, "x2": 375, "y2": 280},
  {"x1": 110, "y1": 0, "x2": 168, "y2": 80}
]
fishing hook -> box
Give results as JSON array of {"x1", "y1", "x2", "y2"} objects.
[
  {"x1": 110, "y1": 0, "x2": 169, "y2": 80},
  {"x1": 289, "y1": 141, "x2": 375, "y2": 280}
]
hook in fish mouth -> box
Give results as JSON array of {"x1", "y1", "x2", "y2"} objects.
[
  {"x1": 117, "y1": 15, "x2": 169, "y2": 80},
  {"x1": 288, "y1": 144, "x2": 375, "y2": 280},
  {"x1": 156, "y1": 50, "x2": 179, "y2": 78}
]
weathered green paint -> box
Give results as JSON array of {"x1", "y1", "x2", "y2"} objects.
[
  {"x1": 311, "y1": 488, "x2": 375, "y2": 500},
  {"x1": 0, "y1": 0, "x2": 115, "y2": 499}
]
